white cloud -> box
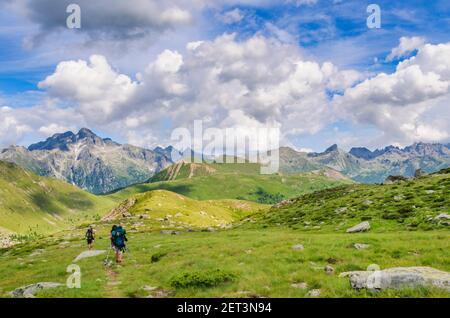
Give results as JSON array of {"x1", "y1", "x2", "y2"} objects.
[
  {"x1": 9, "y1": 34, "x2": 358, "y2": 149},
  {"x1": 387, "y1": 36, "x2": 426, "y2": 61},
  {"x1": 335, "y1": 41, "x2": 450, "y2": 146},
  {"x1": 218, "y1": 8, "x2": 244, "y2": 24}
]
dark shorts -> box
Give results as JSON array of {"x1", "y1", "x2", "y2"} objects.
[
  {"x1": 114, "y1": 245, "x2": 126, "y2": 253},
  {"x1": 87, "y1": 239, "x2": 94, "y2": 244}
]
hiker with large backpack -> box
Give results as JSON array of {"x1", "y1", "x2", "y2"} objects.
[
  {"x1": 85, "y1": 226, "x2": 95, "y2": 250},
  {"x1": 110, "y1": 224, "x2": 127, "y2": 264}
]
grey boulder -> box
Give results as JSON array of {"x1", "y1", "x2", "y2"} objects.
[
  {"x1": 345, "y1": 267, "x2": 450, "y2": 291},
  {"x1": 346, "y1": 221, "x2": 370, "y2": 233},
  {"x1": 10, "y1": 282, "x2": 63, "y2": 298}
]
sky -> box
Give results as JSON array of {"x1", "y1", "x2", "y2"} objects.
[{"x1": 0, "y1": 0, "x2": 450, "y2": 152}]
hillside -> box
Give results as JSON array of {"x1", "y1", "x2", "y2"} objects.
[
  {"x1": 108, "y1": 162, "x2": 353, "y2": 203},
  {"x1": 254, "y1": 169, "x2": 450, "y2": 232},
  {"x1": 103, "y1": 190, "x2": 266, "y2": 229},
  {"x1": 0, "y1": 161, "x2": 116, "y2": 235}
]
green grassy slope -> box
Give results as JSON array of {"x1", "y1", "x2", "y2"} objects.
[
  {"x1": 108, "y1": 162, "x2": 353, "y2": 203},
  {"x1": 0, "y1": 227, "x2": 448, "y2": 298},
  {"x1": 104, "y1": 190, "x2": 267, "y2": 229},
  {"x1": 0, "y1": 161, "x2": 116, "y2": 235},
  {"x1": 254, "y1": 169, "x2": 450, "y2": 232}
]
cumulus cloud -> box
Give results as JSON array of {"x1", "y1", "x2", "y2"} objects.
[
  {"x1": 8, "y1": 34, "x2": 358, "y2": 149},
  {"x1": 387, "y1": 36, "x2": 426, "y2": 61},
  {"x1": 14, "y1": 0, "x2": 193, "y2": 46},
  {"x1": 335, "y1": 41, "x2": 450, "y2": 145}
]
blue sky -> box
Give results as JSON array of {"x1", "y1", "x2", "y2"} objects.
[{"x1": 0, "y1": 0, "x2": 450, "y2": 151}]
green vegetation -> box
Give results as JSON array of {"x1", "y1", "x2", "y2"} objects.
[
  {"x1": 109, "y1": 162, "x2": 353, "y2": 203},
  {"x1": 254, "y1": 170, "x2": 450, "y2": 232},
  {"x1": 0, "y1": 228, "x2": 448, "y2": 298},
  {"x1": 117, "y1": 189, "x2": 267, "y2": 228},
  {"x1": 0, "y1": 161, "x2": 116, "y2": 235},
  {"x1": 170, "y1": 269, "x2": 236, "y2": 288}
]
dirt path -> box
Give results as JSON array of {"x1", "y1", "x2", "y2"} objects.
[{"x1": 105, "y1": 266, "x2": 123, "y2": 298}]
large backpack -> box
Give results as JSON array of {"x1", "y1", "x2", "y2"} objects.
[
  {"x1": 86, "y1": 228, "x2": 94, "y2": 240},
  {"x1": 112, "y1": 227, "x2": 126, "y2": 248}
]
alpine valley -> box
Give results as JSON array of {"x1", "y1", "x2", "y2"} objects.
[{"x1": 1, "y1": 128, "x2": 449, "y2": 194}]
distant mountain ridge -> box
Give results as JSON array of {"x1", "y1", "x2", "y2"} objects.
[
  {"x1": 0, "y1": 128, "x2": 173, "y2": 194},
  {"x1": 280, "y1": 142, "x2": 450, "y2": 183},
  {"x1": 1, "y1": 128, "x2": 449, "y2": 192}
]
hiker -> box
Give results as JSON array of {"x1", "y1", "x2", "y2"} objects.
[
  {"x1": 110, "y1": 224, "x2": 127, "y2": 264},
  {"x1": 85, "y1": 226, "x2": 95, "y2": 250}
]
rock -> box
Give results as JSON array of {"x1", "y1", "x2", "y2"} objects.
[
  {"x1": 346, "y1": 221, "x2": 370, "y2": 233},
  {"x1": 292, "y1": 244, "x2": 304, "y2": 251},
  {"x1": 435, "y1": 213, "x2": 450, "y2": 220},
  {"x1": 10, "y1": 282, "x2": 63, "y2": 298},
  {"x1": 29, "y1": 249, "x2": 45, "y2": 257},
  {"x1": 363, "y1": 200, "x2": 373, "y2": 206},
  {"x1": 345, "y1": 267, "x2": 450, "y2": 292},
  {"x1": 142, "y1": 285, "x2": 158, "y2": 291},
  {"x1": 306, "y1": 289, "x2": 321, "y2": 297},
  {"x1": 73, "y1": 250, "x2": 106, "y2": 262},
  {"x1": 354, "y1": 243, "x2": 370, "y2": 250},
  {"x1": 291, "y1": 282, "x2": 308, "y2": 289},
  {"x1": 335, "y1": 207, "x2": 347, "y2": 214},
  {"x1": 325, "y1": 265, "x2": 335, "y2": 275},
  {"x1": 160, "y1": 230, "x2": 181, "y2": 235},
  {"x1": 425, "y1": 190, "x2": 435, "y2": 194}
]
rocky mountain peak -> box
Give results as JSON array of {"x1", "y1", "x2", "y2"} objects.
[{"x1": 324, "y1": 144, "x2": 339, "y2": 153}]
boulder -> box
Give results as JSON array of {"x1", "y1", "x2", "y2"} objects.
[
  {"x1": 292, "y1": 244, "x2": 304, "y2": 251},
  {"x1": 73, "y1": 250, "x2": 106, "y2": 262},
  {"x1": 10, "y1": 282, "x2": 63, "y2": 298},
  {"x1": 435, "y1": 213, "x2": 450, "y2": 221},
  {"x1": 345, "y1": 267, "x2": 450, "y2": 291},
  {"x1": 306, "y1": 289, "x2": 321, "y2": 297},
  {"x1": 346, "y1": 221, "x2": 370, "y2": 233},
  {"x1": 160, "y1": 230, "x2": 181, "y2": 235},
  {"x1": 354, "y1": 243, "x2": 370, "y2": 250},
  {"x1": 325, "y1": 265, "x2": 335, "y2": 275}
]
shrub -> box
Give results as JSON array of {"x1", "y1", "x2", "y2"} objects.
[
  {"x1": 170, "y1": 269, "x2": 236, "y2": 288},
  {"x1": 151, "y1": 251, "x2": 167, "y2": 263}
]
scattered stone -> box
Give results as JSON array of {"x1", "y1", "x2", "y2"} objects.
[
  {"x1": 292, "y1": 244, "x2": 304, "y2": 251},
  {"x1": 393, "y1": 195, "x2": 403, "y2": 201},
  {"x1": 363, "y1": 200, "x2": 373, "y2": 206},
  {"x1": 160, "y1": 230, "x2": 181, "y2": 235},
  {"x1": 354, "y1": 243, "x2": 370, "y2": 250},
  {"x1": 307, "y1": 289, "x2": 321, "y2": 297},
  {"x1": 345, "y1": 266, "x2": 450, "y2": 292},
  {"x1": 142, "y1": 285, "x2": 158, "y2": 292},
  {"x1": 435, "y1": 213, "x2": 450, "y2": 220},
  {"x1": 10, "y1": 282, "x2": 63, "y2": 298},
  {"x1": 291, "y1": 282, "x2": 308, "y2": 289},
  {"x1": 346, "y1": 221, "x2": 370, "y2": 233},
  {"x1": 325, "y1": 265, "x2": 335, "y2": 275},
  {"x1": 73, "y1": 250, "x2": 106, "y2": 262},
  {"x1": 425, "y1": 190, "x2": 435, "y2": 194},
  {"x1": 335, "y1": 207, "x2": 347, "y2": 214},
  {"x1": 29, "y1": 249, "x2": 45, "y2": 257}
]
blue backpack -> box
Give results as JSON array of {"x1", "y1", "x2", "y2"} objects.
[{"x1": 112, "y1": 227, "x2": 126, "y2": 248}]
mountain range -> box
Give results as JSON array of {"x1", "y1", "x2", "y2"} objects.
[
  {"x1": 0, "y1": 128, "x2": 172, "y2": 194},
  {"x1": 1, "y1": 128, "x2": 449, "y2": 193}
]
